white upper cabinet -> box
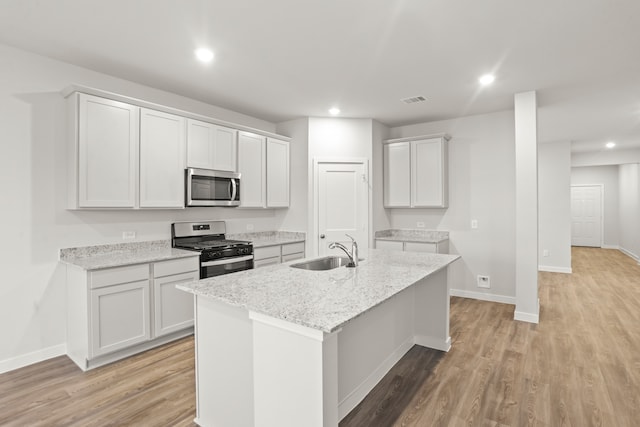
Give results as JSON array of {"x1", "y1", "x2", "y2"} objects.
[
  {"x1": 139, "y1": 108, "x2": 186, "y2": 208},
  {"x1": 266, "y1": 138, "x2": 290, "y2": 207},
  {"x1": 187, "y1": 119, "x2": 237, "y2": 172},
  {"x1": 237, "y1": 132, "x2": 290, "y2": 208},
  {"x1": 238, "y1": 131, "x2": 267, "y2": 207},
  {"x1": 65, "y1": 87, "x2": 290, "y2": 210},
  {"x1": 383, "y1": 142, "x2": 411, "y2": 207},
  {"x1": 72, "y1": 93, "x2": 139, "y2": 208},
  {"x1": 383, "y1": 134, "x2": 449, "y2": 208}
]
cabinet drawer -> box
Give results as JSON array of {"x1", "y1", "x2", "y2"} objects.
[
  {"x1": 375, "y1": 240, "x2": 404, "y2": 251},
  {"x1": 254, "y1": 257, "x2": 281, "y2": 268},
  {"x1": 90, "y1": 264, "x2": 149, "y2": 289},
  {"x1": 404, "y1": 242, "x2": 437, "y2": 253},
  {"x1": 281, "y1": 242, "x2": 305, "y2": 256},
  {"x1": 153, "y1": 257, "x2": 199, "y2": 278},
  {"x1": 254, "y1": 245, "x2": 281, "y2": 260},
  {"x1": 282, "y1": 252, "x2": 304, "y2": 263}
]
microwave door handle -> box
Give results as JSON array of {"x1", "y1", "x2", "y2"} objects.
[{"x1": 231, "y1": 178, "x2": 237, "y2": 201}]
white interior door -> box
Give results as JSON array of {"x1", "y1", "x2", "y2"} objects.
[
  {"x1": 571, "y1": 185, "x2": 602, "y2": 247},
  {"x1": 317, "y1": 161, "x2": 368, "y2": 257}
]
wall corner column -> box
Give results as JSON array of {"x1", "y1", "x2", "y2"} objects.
[{"x1": 514, "y1": 91, "x2": 539, "y2": 323}]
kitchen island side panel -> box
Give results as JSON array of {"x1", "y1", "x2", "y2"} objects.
[{"x1": 194, "y1": 297, "x2": 254, "y2": 427}]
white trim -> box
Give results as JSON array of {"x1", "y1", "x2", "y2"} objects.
[
  {"x1": 514, "y1": 298, "x2": 540, "y2": 324},
  {"x1": 414, "y1": 335, "x2": 451, "y2": 352},
  {"x1": 538, "y1": 265, "x2": 572, "y2": 274},
  {"x1": 338, "y1": 337, "x2": 413, "y2": 420},
  {"x1": 619, "y1": 247, "x2": 640, "y2": 262},
  {"x1": 0, "y1": 344, "x2": 67, "y2": 374},
  {"x1": 602, "y1": 244, "x2": 619, "y2": 250},
  {"x1": 450, "y1": 288, "x2": 516, "y2": 305}
]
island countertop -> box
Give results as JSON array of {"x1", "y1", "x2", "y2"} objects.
[{"x1": 178, "y1": 249, "x2": 459, "y2": 333}]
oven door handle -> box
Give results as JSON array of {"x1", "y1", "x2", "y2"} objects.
[{"x1": 201, "y1": 255, "x2": 254, "y2": 267}]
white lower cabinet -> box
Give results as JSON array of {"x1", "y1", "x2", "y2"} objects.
[
  {"x1": 153, "y1": 264, "x2": 198, "y2": 337},
  {"x1": 375, "y1": 239, "x2": 449, "y2": 254},
  {"x1": 66, "y1": 256, "x2": 199, "y2": 371},
  {"x1": 253, "y1": 241, "x2": 305, "y2": 268},
  {"x1": 90, "y1": 279, "x2": 151, "y2": 358}
]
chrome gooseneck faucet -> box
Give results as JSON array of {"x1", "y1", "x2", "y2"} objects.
[{"x1": 328, "y1": 234, "x2": 359, "y2": 267}]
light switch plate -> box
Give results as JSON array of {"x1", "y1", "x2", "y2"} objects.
[{"x1": 471, "y1": 220, "x2": 478, "y2": 229}]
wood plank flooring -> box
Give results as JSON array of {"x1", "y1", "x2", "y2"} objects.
[{"x1": 1, "y1": 247, "x2": 638, "y2": 426}]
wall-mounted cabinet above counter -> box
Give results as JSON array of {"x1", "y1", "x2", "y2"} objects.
[
  {"x1": 63, "y1": 85, "x2": 290, "y2": 210},
  {"x1": 383, "y1": 133, "x2": 450, "y2": 208},
  {"x1": 237, "y1": 132, "x2": 290, "y2": 208}
]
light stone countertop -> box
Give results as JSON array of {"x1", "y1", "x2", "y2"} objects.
[
  {"x1": 59, "y1": 240, "x2": 198, "y2": 270},
  {"x1": 375, "y1": 229, "x2": 449, "y2": 243},
  {"x1": 178, "y1": 249, "x2": 460, "y2": 333},
  {"x1": 227, "y1": 231, "x2": 305, "y2": 248}
]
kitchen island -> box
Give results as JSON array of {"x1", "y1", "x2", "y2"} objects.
[{"x1": 178, "y1": 249, "x2": 460, "y2": 427}]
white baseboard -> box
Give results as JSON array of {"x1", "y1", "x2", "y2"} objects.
[
  {"x1": 414, "y1": 335, "x2": 451, "y2": 352},
  {"x1": 514, "y1": 298, "x2": 540, "y2": 324},
  {"x1": 338, "y1": 338, "x2": 413, "y2": 420},
  {"x1": 619, "y1": 247, "x2": 640, "y2": 262},
  {"x1": 0, "y1": 343, "x2": 67, "y2": 374},
  {"x1": 450, "y1": 288, "x2": 516, "y2": 305},
  {"x1": 538, "y1": 265, "x2": 572, "y2": 274},
  {"x1": 602, "y1": 244, "x2": 619, "y2": 250}
]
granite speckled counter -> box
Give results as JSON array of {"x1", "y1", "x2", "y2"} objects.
[
  {"x1": 178, "y1": 248, "x2": 459, "y2": 333},
  {"x1": 228, "y1": 231, "x2": 305, "y2": 248},
  {"x1": 374, "y1": 229, "x2": 449, "y2": 243},
  {"x1": 59, "y1": 240, "x2": 198, "y2": 270}
]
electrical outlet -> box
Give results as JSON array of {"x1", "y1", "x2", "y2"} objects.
[
  {"x1": 246, "y1": 224, "x2": 254, "y2": 231},
  {"x1": 477, "y1": 275, "x2": 490, "y2": 288},
  {"x1": 417, "y1": 221, "x2": 425, "y2": 228},
  {"x1": 471, "y1": 219, "x2": 478, "y2": 229},
  {"x1": 543, "y1": 249, "x2": 549, "y2": 257},
  {"x1": 122, "y1": 231, "x2": 136, "y2": 240}
]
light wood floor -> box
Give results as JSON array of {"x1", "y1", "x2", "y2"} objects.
[{"x1": 1, "y1": 247, "x2": 639, "y2": 426}]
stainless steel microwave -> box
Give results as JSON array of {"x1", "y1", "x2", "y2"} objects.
[{"x1": 185, "y1": 168, "x2": 241, "y2": 207}]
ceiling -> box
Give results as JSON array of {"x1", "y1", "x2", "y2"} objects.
[{"x1": 1, "y1": 0, "x2": 639, "y2": 153}]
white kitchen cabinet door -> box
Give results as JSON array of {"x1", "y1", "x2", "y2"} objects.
[
  {"x1": 153, "y1": 271, "x2": 198, "y2": 336},
  {"x1": 383, "y1": 142, "x2": 411, "y2": 207},
  {"x1": 89, "y1": 280, "x2": 151, "y2": 358},
  {"x1": 266, "y1": 138, "x2": 290, "y2": 207},
  {"x1": 139, "y1": 108, "x2": 186, "y2": 208},
  {"x1": 411, "y1": 138, "x2": 448, "y2": 208},
  {"x1": 375, "y1": 240, "x2": 404, "y2": 251},
  {"x1": 76, "y1": 93, "x2": 139, "y2": 208},
  {"x1": 187, "y1": 119, "x2": 237, "y2": 171},
  {"x1": 238, "y1": 132, "x2": 267, "y2": 207}
]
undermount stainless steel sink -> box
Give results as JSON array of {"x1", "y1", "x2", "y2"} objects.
[{"x1": 290, "y1": 256, "x2": 355, "y2": 271}]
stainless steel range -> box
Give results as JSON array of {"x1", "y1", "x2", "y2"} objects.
[{"x1": 171, "y1": 221, "x2": 253, "y2": 279}]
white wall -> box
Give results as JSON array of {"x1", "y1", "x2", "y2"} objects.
[
  {"x1": 618, "y1": 163, "x2": 640, "y2": 260},
  {"x1": 275, "y1": 118, "x2": 309, "y2": 235},
  {"x1": 572, "y1": 148, "x2": 640, "y2": 167},
  {"x1": 538, "y1": 142, "x2": 572, "y2": 272},
  {"x1": 0, "y1": 43, "x2": 285, "y2": 368},
  {"x1": 385, "y1": 110, "x2": 516, "y2": 303},
  {"x1": 307, "y1": 118, "x2": 374, "y2": 257},
  {"x1": 571, "y1": 166, "x2": 620, "y2": 247}
]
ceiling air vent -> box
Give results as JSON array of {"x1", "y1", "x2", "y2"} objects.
[{"x1": 401, "y1": 95, "x2": 427, "y2": 104}]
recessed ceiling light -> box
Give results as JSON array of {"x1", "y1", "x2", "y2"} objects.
[
  {"x1": 479, "y1": 74, "x2": 495, "y2": 86},
  {"x1": 195, "y1": 48, "x2": 214, "y2": 63},
  {"x1": 606, "y1": 141, "x2": 616, "y2": 148},
  {"x1": 329, "y1": 107, "x2": 340, "y2": 116}
]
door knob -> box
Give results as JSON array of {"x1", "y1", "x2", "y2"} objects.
[{"x1": 320, "y1": 234, "x2": 325, "y2": 239}]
